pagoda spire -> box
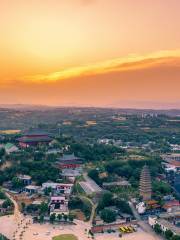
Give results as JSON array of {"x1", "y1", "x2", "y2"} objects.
[{"x1": 139, "y1": 165, "x2": 152, "y2": 201}]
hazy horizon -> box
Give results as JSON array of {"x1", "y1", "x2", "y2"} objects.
[{"x1": 0, "y1": 101, "x2": 180, "y2": 110}]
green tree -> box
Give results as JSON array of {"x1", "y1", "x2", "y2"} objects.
[
  {"x1": 21, "y1": 202, "x2": 26, "y2": 211},
  {"x1": 165, "y1": 229, "x2": 173, "y2": 240},
  {"x1": 64, "y1": 214, "x2": 68, "y2": 222},
  {"x1": 100, "y1": 209, "x2": 117, "y2": 223},
  {"x1": 68, "y1": 213, "x2": 74, "y2": 222},
  {"x1": 50, "y1": 213, "x2": 56, "y2": 224},
  {"x1": 12, "y1": 177, "x2": 24, "y2": 189},
  {"x1": 172, "y1": 235, "x2": 180, "y2": 240},
  {"x1": 0, "y1": 148, "x2": 5, "y2": 158},
  {"x1": 0, "y1": 190, "x2": 6, "y2": 199},
  {"x1": 39, "y1": 202, "x2": 48, "y2": 215},
  {"x1": 154, "y1": 224, "x2": 162, "y2": 235},
  {"x1": 39, "y1": 214, "x2": 44, "y2": 223},
  {"x1": 57, "y1": 213, "x2": 62, "y2": 222},
  {"x1": 44, "y1": 187, "x2": 52, "y2": 196},
  {"x1": 2, "y1": 199, "x2": 12, "y2": 208},
  {"x1": 98, "y1": 192, "x2": 113, "y2": 210},
  {"x1": 153, "y1": 181, "x2": 172, "y2": 195},
  {"x1": 88, "y1": 169, "x2": 101, "y2": 185},
  {"x1": 114, "y1": 199, "x2": 132, "y2": 214}
]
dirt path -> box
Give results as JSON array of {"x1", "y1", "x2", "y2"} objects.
[
  {"x1": 0, "y1": 161, "x2": 12, "y2": 170},
  {"x1": 5, "y1": 191, "x2": 33, "y2": 240}
]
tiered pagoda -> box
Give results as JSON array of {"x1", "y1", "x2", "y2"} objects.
[{"x1": 139, "y1": 165, "x2": 152, "y2": 201}]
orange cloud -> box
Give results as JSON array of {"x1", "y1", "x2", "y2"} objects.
[{"x1": 18, "y1": 50, "x2": 180, "y2": 84}]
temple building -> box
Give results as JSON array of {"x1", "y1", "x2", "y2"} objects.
[
  {"x1": 56, "y1": 153, "x2": 83, "y2": 169},
  {"x1": 17, "y1": 130, "x2": 52, "y2": 148},
  {"x1": 139, "y1": 165, "x2": 152, "y2": 201}
]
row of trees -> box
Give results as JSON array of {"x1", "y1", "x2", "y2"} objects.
[{"x1": 33, "y1": 213, "x2": 74, "y2": 224}]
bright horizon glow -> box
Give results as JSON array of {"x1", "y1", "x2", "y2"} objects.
[{"x1": 19, "y1": 49, "x2": 180, "y2": 83}]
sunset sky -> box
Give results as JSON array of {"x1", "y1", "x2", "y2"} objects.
[{"x1": 1, "y1": 0, "x2": 180, "y2": 108}]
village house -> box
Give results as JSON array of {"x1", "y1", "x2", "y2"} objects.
[
  {"x1": 163, "y1": 200, "x2": 180, "y2": 212},
  {"x1": 24, "y1": 185, "x2": 41, "y2": 195},
  {"x1": 163, "y1": 160, "x2": 180, "y2": 173},
  {"x1": 42, "y1": 182, "x2": 73, "y2": 196},
  {"x1": 17, "y1": 174, "x2": 32, "y2": 186}
]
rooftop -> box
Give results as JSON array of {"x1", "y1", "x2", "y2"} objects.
[
  {"x1": 163, "y1": 200, "x2": 180, "y2": 210},
  {"x1": 17, "y1": 174, "x2": 31, "y2": 180},
  {"x1": 23, "y1": 129, "x2": 50, "y2": 136},
  {"x1": 25, "y1": 185, "x2": 40, "y2": 190},
  {"x1": 158, "y1": 219, "x2": 180, "y2": 235},
  {"x1": 103, "y1": 181, "x2": 131, "y2": 187},
  {"x1": 18, "y1": 135, "x2": 52, "y2": 143},
  {"x1": 4, "y1": 143, "x2": 15, "y2": 149},
  {"x1": 58, "y1": 153, "x2": 82, "y2": 161}
]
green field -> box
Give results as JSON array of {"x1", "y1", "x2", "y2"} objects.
[{"x1": 52, "y1": 234, "x2": 78, "y2": 240}]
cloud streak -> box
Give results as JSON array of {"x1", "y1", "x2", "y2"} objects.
[{"x1": 19, "y1": 49, "x2": 180, "y2": 84}]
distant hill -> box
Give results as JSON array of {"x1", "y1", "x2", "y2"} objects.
[{"x1": 0, "y1": 104, "x2": 53, "y2": 110}]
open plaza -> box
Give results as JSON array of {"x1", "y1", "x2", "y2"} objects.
[{"x1": 0, "y1": 214, "x2": 161, "y2": 240}]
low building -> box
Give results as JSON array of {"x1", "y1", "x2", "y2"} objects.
[
  {"x1": 102, "y1": 180, "x2": 131, "y2": 189},
  {"x1": 42, "y1": 182, "x2": 73, "y2": 196},
  {"x1": 170, "y1": 144, "x2": 180, "y2": 152},
  {"x1": 149, "y1": 216, "x2": 180, "y2": 236},
  {"x1": 146, "y1": 200, "x2": 161, "y2": 211},
  {"x1": 46, "y1": 149, "x2": 63, "y2": 155},
  {"x1": 159, "y1": 211, "x2": 180, "y2": 221},
  {"x1": 91, "y1": 221, "x2": 137, "y2": 234},
  {"x1": 163, "y1": 161, "x2": 180, "y2": 173},
  {"x1": 162, "y1": 153, "x2": 180, "y2": 162},
  {"x1": 32, "y1": 200, "x2": 43, "y2": 206},
  {"x1": 163, "y1": 200, "x2": 180, "y2": 212},
  {"x1": 24, "y1": 185, "x2": 41, "y2": 195},
  {"x1": 79, "y1": 176, "x2": 103, "y2": 196},
  {"x1": 49, "y1": 196, "x2": 69, "y2": 215},
  {"x1": 17, "y1": 175, "x2": 32, "y2": 186},
  {"x1": 136, "y1": 202, "x2": 146, "y2": 214}
]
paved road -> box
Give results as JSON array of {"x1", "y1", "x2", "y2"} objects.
[{"x1": 129, "y1": 201, "x2": 163, "y2": 240}]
